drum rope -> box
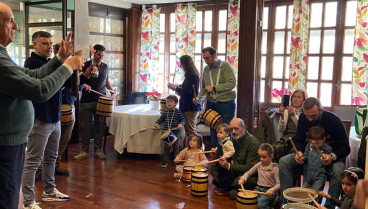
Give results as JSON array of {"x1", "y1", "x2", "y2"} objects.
[{"x1": 167, "y1": 109, "x2": 176, "y2": 130}]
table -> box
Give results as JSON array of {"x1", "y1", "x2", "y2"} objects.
[
  {"x1": 346, "y1": 127, "x2": 361, "y2": 168},
  {"x1": 108, "y1": 104, "x2": 163, "y2": 154}
]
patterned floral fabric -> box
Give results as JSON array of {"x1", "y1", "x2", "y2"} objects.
[
  {"x1": 288, "y1": 0, "x2": 309, "y2": 93},
  {"x1": 174, "y1": 3, "x2": 196, "y2": 85},
  {"x1": 138, "y1": 5, "x2": 161, "y2": 92},
  {"x1": 226, "y1": 0, "x2": 240, "y2": 74},
  {"x1": 352, "y1": 0, "x2": 368, "y2": 105}
]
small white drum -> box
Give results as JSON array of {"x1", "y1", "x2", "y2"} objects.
[
  {"x1": 283, "y1": 203, "x2": 317, "y2": 209},
  {"x1": 283, "y1": 187, "x2": 318, "y2": 204},
  {"x1": 162, "y1": 131, "x2": 177, "y2": 147}
]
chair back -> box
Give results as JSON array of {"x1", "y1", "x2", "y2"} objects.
[{"x1": 342, "y1": 120, "x2": 352, "y2": 137}]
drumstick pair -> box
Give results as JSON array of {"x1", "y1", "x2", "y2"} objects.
[
  {"x1": 89, "y1": 89, "x2": 114, "y2": 98},
  {"x1": 195, "y1": 159, "x2": 219, "y2": 166},
  {"x1": 238, "y1": 186, "x2": 267, "y2": 195}
]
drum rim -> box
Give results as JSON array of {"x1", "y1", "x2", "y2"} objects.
[
  {"x1": 283, "y1": 187, "x2": 317, "y2": 203},
  {"x1": 283, "y1": 203, "x2": 317, "y2": 209},
  {"x1": 237, "y1": 191, "x2": 257, "y2": 199}
]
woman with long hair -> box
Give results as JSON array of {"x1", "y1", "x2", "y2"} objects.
[{"x1": 168, "y1": 55, "x2": 201, "y2": 138}]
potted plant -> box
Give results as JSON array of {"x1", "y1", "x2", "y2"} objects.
[{"x1": 146, "y1": 90, "x2": 161, "y2": 110}]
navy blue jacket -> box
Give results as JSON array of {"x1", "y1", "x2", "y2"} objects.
[{"x1": 175, "y1": 72, "x2": 201, "y2": 113}]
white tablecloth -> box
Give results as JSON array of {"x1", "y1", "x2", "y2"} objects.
[
  {"x1": 108, "y1": 104, "x2": 163, "y2": 154},
  {"x1": 346, "y1": 127, "x2": 361, "y2": 168}
]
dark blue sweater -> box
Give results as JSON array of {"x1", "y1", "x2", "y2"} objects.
[
  {"x1": 295, "y1": 110, "x2": 350, "y2": 161},
  {"x1": 175, "y1": 72, "x2": 201, "y2": 113}
]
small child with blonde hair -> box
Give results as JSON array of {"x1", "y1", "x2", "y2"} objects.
[{"x1": 174, "y1": 134, "x2": 208, "y2": 178}]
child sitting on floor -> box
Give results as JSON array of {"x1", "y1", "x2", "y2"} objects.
[
  {"x1": 238, "y1": 143, "x2": 280, "y2": 209},
  {"x1": 318, "y1": 167, "x2": 364, "y2": 209},
  {"x1": 173, "y1": 134, "x2": 208, "y2": 179},
  {"x1": 303, "y1": 126, "x2": 332, "y2": 192},
  {"x1": 154, "y1": 95, "x2": 184, "y2": 168}
]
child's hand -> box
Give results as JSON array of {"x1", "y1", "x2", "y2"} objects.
[
  {"x1": 318, "y1": 191, "x2": 330, "y2": 199},
  {"x1": 238, "y1": 179, "x2": 245, "y2": 185},
  {"x1": 295, "y1": 151, "x2": 304, "y2": 164},
  {"x1": 265, "y1": 190, "x2": 273, "y2": 197},
  {"x1": 154, "y1": 123, "x2": 159, "y2": 128},
  {"x1": 177, "y1": 124, "x2": 183, "y2": 129},
  {"x1": 210, "y1": 148, "x2": 217, "y2": 153}
]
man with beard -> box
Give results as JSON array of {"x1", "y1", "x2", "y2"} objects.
[
  {"x1": 279, "y1": 97, "x2": 350, "y2": 209},
  {"x1": 209, "y1": 118, "x2": 260, "y2": 199}
]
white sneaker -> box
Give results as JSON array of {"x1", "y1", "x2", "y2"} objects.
[
  {"x1": 42, "y1": 188, "x2": 70, "y2": 201},
  {"x1": 23, "y1": 202, "x2": 42, "y2": 209}
]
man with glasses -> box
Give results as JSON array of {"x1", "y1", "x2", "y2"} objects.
[
  {"x1": 209, "y1": 118, "x2": 260, "y2": 199},
  {"x1": 74, "y1": 44, "x2": 116, "y2": 160},
  {"x1": 279, "y1": 97, "x2": 350, "y2": 209},
  {"x1": 194, "y1": 47, "x2": 236, "y2": 148}
]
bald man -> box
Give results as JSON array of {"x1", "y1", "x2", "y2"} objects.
[{"x1": 0, "y1": 3, "x2": 84, "y2": 209}]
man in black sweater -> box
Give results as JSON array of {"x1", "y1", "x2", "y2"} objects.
[{"x1": 279, "y1": 97, "x2": 350, "y2": 209}]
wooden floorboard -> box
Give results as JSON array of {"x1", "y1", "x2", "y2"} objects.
[{"x1": 27, "y1": 136, "x2": 236, "y2": 209}]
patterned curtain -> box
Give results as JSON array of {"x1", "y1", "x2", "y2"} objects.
[
  {"x1": 226, "y1": 0, "x2": 240, "y2": 74},
  {"x1": 288, "y1": 0, "x2": 309, "y2": 93},
  {"x1": 174, "y1": 3, "x2": 196, "y2": 85},
  {"x1": 138, "y1": 5, "x2": 161, "y2": 92},
  {"x1": 352, "y1": 1, "x2": 368, "y2": 105}
]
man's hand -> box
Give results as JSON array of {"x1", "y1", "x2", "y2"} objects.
[
  {"x1": 295, "y1": 151, "x2": 304, "y2": 164},
  {"x1": 205, "y1": 85, "x2": 214, "y2": 93},
  {"x1": 64, "y1": 53, "x2": 84, "y2": 72},
  {"x1": 83, "y1": 84, "x2": 91, "y2": 92},
  {"x1": 321, "y1": 154, "x2": 332, "y2": 166},
  {"x1": 218, "y1": 156, "x2": 228, "y2": 169},
  {"x1": 167, "y1": 83, "x2": 177, "y2": 91},
  {"x1": 58, "y1": 32, "x2": 74, "y2": 59}
]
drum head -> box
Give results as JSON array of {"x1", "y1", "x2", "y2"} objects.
[
  {"x1": 283, "y1": 188, "x2": 317, "y2": 204},
  {"x1": 61, "y1": 104, "x2": 72, "y2": 112},
  {"x1": 160, "y1": 130, "x2": 171, "y2": 140},
  {"x1": 237, "y1": 191, "x2": 257, "y2": 198},
  {"x1": 283, "y1": 203, "x2": 317, "y2": 209},
  {"x1": 183, "y1": 167, "x2": 193, "y2": 172}
]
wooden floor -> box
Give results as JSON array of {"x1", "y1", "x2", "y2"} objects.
[{"x1": 26, "y1": 136, "x2": 236, "y2": 209}]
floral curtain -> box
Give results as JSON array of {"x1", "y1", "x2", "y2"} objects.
[
  {"x1": 352, "y1": 1, "x2": 368, "y2": 105},
  {"x1": 174, "y1": 3, "x2": 196, "y2": 85},
  {"x1": 226, "y1": 0, "x2": 240, "y2": 74},
  {"x1": 138, "y1": 5, "x2": 161, "y2": 92},
  {"x1": 288, "y1": 0, "x2": 309, "y2": 93}
]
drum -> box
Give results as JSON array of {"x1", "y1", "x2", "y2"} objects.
[
  {"x1": 162, "y1": 131, "x2": 177, "y2": 147},
  {"x1": 283, "y1": 203, "x2": 317, "y2": 209},
  {"x1": 60, "y1": 104, "x2": 74, "y2": 126},
  {"x1": 236, "y1": 191, "x2": 257, "y2": 209},
  {"x1": 182, "y1": 166, "x2": 193, "y2": 183},
  {"x1": 160, "y1": 98, "x2": 167, "y2": 113},
  {"x1": 191, "y1": 172, "x2": 208, "y2": 197},
  {"x1": 283, "y1": 188, "x2": 318, "y2": 204},
  {"x1": 201, "y1": 109, "x2": 223, "y2": 129},
  {"x1": 96, "y1": 96, "x2": 114, "y2": 117},
  {"x1": 192, "y1": 167, "x2": 207, "y2": 174}
]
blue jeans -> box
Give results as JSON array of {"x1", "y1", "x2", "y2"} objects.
[
  {"x1": 256, "y1": 186, "x2": 276, "y2": 209},
  {"x1": 0, "y1": 144, "x2": 26, "y2": 209},
  {"x1": 22, "y1": 119, "x2": 61, "y2": 206},
  {"x1": 206, "y1": 100, "x2": 236, "y2": 148},
  {"x1": 279, "y1": 153, "x2": 345, "y2": 209}
]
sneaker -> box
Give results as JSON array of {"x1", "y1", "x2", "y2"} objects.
[
  {"x1": 23, "y1": 202, "x2": 42, "y2": 209},
  {"x1": 94, "y1": 150, "x2": 106, "y2": 159},
  {"x1": 42, "y1": 188, "x2": 70, "y2": 201},
  {"x1": 55, "y1": 166, "x2": 69, "y2": 175},
  {"x1": 213, "y1": 187, "x2": 228, "y2": 196},
  {"x1": 161, "y1": 161, "x2": 168, "y2": 168},
  {"x1": 73, "y1": 151, "x2": 89, "y2": 160}
]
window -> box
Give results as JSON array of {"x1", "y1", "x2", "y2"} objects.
[
  {"x1": 154, "y1": 2, "x2": 228, "y2": 96},
  {"x1": 261, "y1": 0, "x2": 357, "y2": 107}
]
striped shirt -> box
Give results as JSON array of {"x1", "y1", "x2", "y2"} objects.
[{"x1": 155, "y1": 108, "x2": 184, "y2": 134}]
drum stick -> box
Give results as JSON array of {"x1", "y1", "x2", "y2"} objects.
[
  {"x1": 288, "y1": 137, "x2": 300, "y2": 156},
  {"x1": 196, "y1": 159, "x2": 219, "y2": 166},
  {"x1": 240, "y1": 184, "x2": 247, "y2": 196},
  {"x1": 89, "y1": 89, "x2": 113, "y2": 98},
  {"x1": 365, "y1": 135, "x2": 368, "y2": 209},
  {"x1": 315, "y1": 146, "x2": 323, "y2": 157},
  {"x1": 237, "y1": 188, "x2": 267, "y2": 195},
  {"x1": 191, "y1": 150, "x2": 215, "y2": 155},
  {"x1": 176, "y1": 159, "x2": 188, "y2": 162},
  {"x1": 308, "y1": 193, "x2": 320, "y2": 207},
  {"x1": 130, "y1": 127, "x2": 161, "y2": 137}
]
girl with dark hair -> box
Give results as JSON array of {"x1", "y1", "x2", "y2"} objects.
[
  {"x1": 168, "y1": 55, "x2": 201, "y2": 138},
  {"x1": 318, "y1": 167, "x2": 364, "y2": 209}
]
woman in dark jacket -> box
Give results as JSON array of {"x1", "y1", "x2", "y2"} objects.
[{"x1": 168, "y1": 55, "x2": 201, "y2": 137}]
